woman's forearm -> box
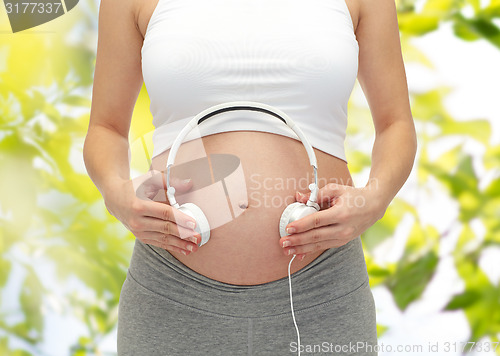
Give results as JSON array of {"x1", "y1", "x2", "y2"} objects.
[
  {"x1": 364, "y1": 118, "x2": 417, "y2": 216},
  {"x1": 83, "y1": 123, "x2": 131, "y2": 201}
]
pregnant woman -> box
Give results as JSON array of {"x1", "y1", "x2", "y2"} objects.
[{"x1": 83, "y1": 0, "x2": 416, "y2": 354}]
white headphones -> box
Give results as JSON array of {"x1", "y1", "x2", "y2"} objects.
[{"x1": 165, "y1": 101, "x2": 320, "y2": 247}]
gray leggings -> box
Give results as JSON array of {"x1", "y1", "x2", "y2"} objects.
[{"x1": 117, "y1": 236, "x2": 378, "y2": 355}]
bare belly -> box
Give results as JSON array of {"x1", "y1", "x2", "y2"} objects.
[{"x1": 150, "y1": 131, "x2": 354, "y2": 285}]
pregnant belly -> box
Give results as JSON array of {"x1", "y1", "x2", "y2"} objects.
[{"x1": 150, "y1": 131, "x2": 354, "y2": 285}]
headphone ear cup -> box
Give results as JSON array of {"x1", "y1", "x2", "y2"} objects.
[
  {"x1": 279, "y1": 202, "x2": 302, "y2": 238},
  {"x1": 279, "y1": 202, "x2": 318, "y2": 238},
  {"x1": 177, "y1": 203, "x2": 210, "y2": 247}
]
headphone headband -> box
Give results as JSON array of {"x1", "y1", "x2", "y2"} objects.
[{"x1": 165, "y1": 101, "x2": 319, "y2": 208}]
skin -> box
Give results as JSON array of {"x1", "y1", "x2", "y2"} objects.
[{"x1": 84, "y1": 0, "x2": 417, "y2": 285}]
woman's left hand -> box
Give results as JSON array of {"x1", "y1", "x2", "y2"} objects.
[{"x1": 279, "y1": 183, "x2": 387, "y2": 261}]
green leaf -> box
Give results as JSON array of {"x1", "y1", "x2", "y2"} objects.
[
  {"x1": 445, "y1": 289, "x2": 481, "y2": 310},
  {"x1": 377, "y1": 324, "x2": 390, "y2": 338},
  {"x1": 346, "y1": 151, "x2": 372, "y2": 174},
  {"x1": 423, "y1": 0, "x2": 455, "y2": 14},
  {"x1": 451, "y1": 243, "x2": 500, "y2": 342},
  {"x1": 399, "y1": 14, "x2": 441, "y2": 35},
  {"x1": 62, "y1": 95, "x2": 92, "y2": 107},
  {"x1": 20, "y1": 266, "x2": 45, "y2": 338},
  {"x1": 452, "y1": 13, "x2": 500, "y2": 49},
  {"x1": 453, "y1": 20, "x2": 482, "y2": 41},
  {"x1": 401, "y1": 36, "x2": 434, "y2": 67},
  {"x1": 483, "y1": 144, "x2": 500, "y2": 170},
  {"x1": 439, "y1": 118, "x2": 491, "y2": 143},
  {"x1": 0, "y1": 257, "x2": 11, "y2": 287},
  {"x1": 411, "y1": 88, "x2": 452, "y2": 122},
  {"x1": 481, "y1": 0, "x2": 500, "y2": 17},
  {"x1": 387, "y1": 251, "x2": 439, "y2": 310}
]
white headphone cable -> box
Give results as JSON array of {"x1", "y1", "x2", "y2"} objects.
[{"x1": 288, "y1": 254, "x2": 301, "y2": 356}]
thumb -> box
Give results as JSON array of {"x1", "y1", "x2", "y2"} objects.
[
  {"x1": 169, "y1": 176, "x2": 194, "y2": 194},
  {"x1": 294, "y1": 183, "x2": 344, "y2": 208},
  {"x1": 317, "y1": 183, "x2": 344, "y2": 207},
  {"x1": 134, "y1": 171, "x2": 194, "y2": 200},
  {"x1": 133, "y1": 170, "x2": 164, "y2": 200},
  {"x1": 295, "y1": 191, "x2": 310, "y2": 203}
]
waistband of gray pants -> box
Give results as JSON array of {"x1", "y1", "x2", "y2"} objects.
[{"x1": 127, "y1": 236, "x2": 369, "y2": 318}]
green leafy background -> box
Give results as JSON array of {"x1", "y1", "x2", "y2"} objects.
[{"x1": 0, "y1": 0, "x2": 499, "y2": 354}]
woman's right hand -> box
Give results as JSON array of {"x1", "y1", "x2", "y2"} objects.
[{"x1": 103, "y1": 170, "x2": 200, "y2": 256}]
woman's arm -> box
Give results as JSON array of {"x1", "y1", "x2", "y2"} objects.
[
  {"x1": 279, "y1": 0, "x2": 417, "y2": 257},
  {"x1": 83, "y1": 0, "x2": 142, "y2": 199},
  {"x1": 356, "y1": 0, "x2": 417, "y2": 213},
  {"x1": 83, "y1": 0, "x2": 200, "y2": 255}
]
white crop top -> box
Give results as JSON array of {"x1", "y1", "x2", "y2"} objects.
[{"x1": 141, "y1": 0, "x2": 359, "y2": 162}]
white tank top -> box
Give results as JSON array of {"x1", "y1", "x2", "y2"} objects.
[{"x1": 142, "y1": 0, "x2": 359, "y2": 162}]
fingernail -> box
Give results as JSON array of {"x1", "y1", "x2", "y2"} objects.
[
  {"x1": 288, "y1": 248, "x2": 296, "y2": 255},
  {"x1": 186, "y1": 245, "x2": 193, "y2": 252},
  {"x1": 286, "y1": 227, "x2": 296, "y2": 234},
  {"x1": 297, "y1": 191, "x2": 305, "y2": 198},
  {"x1": 300, "y1": 255, "x2": 305, "y2": 261},
  {"x1": 282, "y1": 240, "x2": 291, "y2": 248},
  {"x1": 187, "y1": 221, "x2": 196, "y2": 229},
  {"x1": 182, "y1": 178, "x2": 191, "y2": 184},
  {"x1": 181, "y1": 250, "x2": 188, "y2": 256}
]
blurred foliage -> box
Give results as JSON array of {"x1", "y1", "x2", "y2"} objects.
[{"x1": 0, "y1": 0, "x2": 499, "y2": 354}]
